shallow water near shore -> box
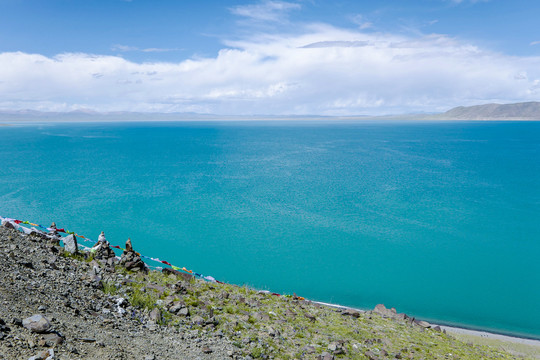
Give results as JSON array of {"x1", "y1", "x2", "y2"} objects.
[{"x1": 1, "y1": 120, "x2": 539, "y2": 339}]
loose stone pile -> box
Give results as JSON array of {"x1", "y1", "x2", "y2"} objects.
[{"x1": 119, "y1": 239, "x2": 148, "y2": 273}]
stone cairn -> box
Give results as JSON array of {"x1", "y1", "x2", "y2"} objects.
[
  {"x1": 119, "y1": 238, "x2": 148, "y2": 273},
  {"x1": 94, "y1": 241, "x2": 116, "y2": 261}
]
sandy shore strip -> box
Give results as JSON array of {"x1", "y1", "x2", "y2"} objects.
[
  {"x1": 440, "y1": 325, "x2": 540, "y2": 359},
  {"x1": 439, "y1": 325, "x2": 540, "y2": 346}
]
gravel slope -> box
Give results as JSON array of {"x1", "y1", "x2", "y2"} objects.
[{"x1": 0, "y1": 226, "x2": 233, "y2": 359}]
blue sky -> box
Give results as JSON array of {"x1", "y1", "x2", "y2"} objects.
[{"x1": 1, "y1": 0, "x2": 539, "y2": 115}]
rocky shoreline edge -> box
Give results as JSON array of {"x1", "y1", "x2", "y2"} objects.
[{"x1": 0, "y1": 222, "x2": 535, "y2": 359}]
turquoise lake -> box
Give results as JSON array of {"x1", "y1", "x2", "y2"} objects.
[{"x1": 0, "y1": 120, "x2": 539, "y2": 339}]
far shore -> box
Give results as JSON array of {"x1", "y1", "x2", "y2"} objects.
[
  {"x1": 1, "y1": 117, "x2": 540, "y2": 124},
  {"x1": 3, "y1": 101, "x2": 540, "y2": 122}
]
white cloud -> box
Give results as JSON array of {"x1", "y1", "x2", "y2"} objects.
[
  {"x1": 230, "y1": 1, "x2": 301, "y2": 22},
  {"x1": 1, "y1": 25, "x2": 540, "y2": 115},
  {"x1": 112, "y1": 44, "x2": 181, "y2": 53},
  {"x1": 351, "y1": 14, "x2": 373, "y2": 30},
  {"x1": 530, "y1": 41, "x2": 540, "y2": 46},
  {"x1": 141, "y1": 48, "x2": 181, "y2": 53},
  {"x1": 112, "y1": 44, "x2": 139, "y2": 52},
  {"x1": 449, "y1": 0, "x2": 489, "y2": 4}
]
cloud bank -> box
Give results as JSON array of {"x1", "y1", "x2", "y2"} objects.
[
  {"x1": 1, "y1": 24, "x2": 539, "y2": 115},
  {"x1": 230, "y1": 1, "x2": 301, "y2": 22}
]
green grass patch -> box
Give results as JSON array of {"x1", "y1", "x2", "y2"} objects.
[{"x1": 102, "y1": 281, "x2": 118, "y2": 295}]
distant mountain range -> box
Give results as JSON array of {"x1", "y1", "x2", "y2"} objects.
[
  {"x1": 434, "y1": 101, "x2": 540, "y2": 120},
  {"x1": 1, "y1": 101, "x2": 540, "y2": 122}
]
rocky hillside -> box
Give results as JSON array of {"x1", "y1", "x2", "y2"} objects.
[
  {"x1": 0, "y1": 223, "x2": 526, "y2": 359},
  {"x1": 438, "y1": 102, "x2": 540, "y2": 120}
]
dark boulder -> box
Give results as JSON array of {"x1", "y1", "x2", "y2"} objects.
[{"x1": 342, "y1": 308, "x2": 361, "y2": 318}]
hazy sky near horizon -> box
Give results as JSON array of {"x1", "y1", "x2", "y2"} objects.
[{"x1": 1, "y1": 0, "x2": 540, "y2": 115}]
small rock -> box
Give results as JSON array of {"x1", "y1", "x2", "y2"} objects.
[
  {"x1": 20, "y1": 261, "x2": 34, "y2": 269},
  {"x1": 267, "y1": 327, "x2": 279, "y2": 337},
  {"x1": 106, "y1": 257, "x2": 117, "y2": 267},
  {"x1": 305, "y1": 313, "x2": 316, "y2": 322},
  {"x1": 303, "y1": 345, "x2": 316, "y2": 354},
  {"x1": 28, "y1": 348, "x2": 54, "y2": 360},
  {"x1": 43, "y1": 332, "x2": 64, "y2": 347},
  {"x1": 395, "y1": 313, "x2": 411, "y2": 321},
  {"x1": 1, "y1": 220, "x2": 16, "y2": 230},
  {"x1": 318, "y1": 352, "x2": 334, "y2": 360},
  {"x1": 177, "y1": 307, "x2": 190, "y2": 317},
  {"x1": 78, "y1": 338, "x2": 96, "y2": 343},
  {"x1": 364, "y1": 350, "x2": 378, "y2": 360},
  {"x1": 149, "y1": 308, "x2": 161, "y2": 323},
  {"x1": 146, "y1": 283, "x2": 166, "y2": 294},
  {"x1": 373, "y1": 304, "x2": 397, "y2": 318},
  {"x1": 191, "y1": 315, "x2": 205, "y2": 326},
  {"x1": 23, "y1": 315, "x2": 51, "y2": 334},
  {"x1": 168, "y1": 301, "x2": 184, "y2": 314},
  {"x1": 162, "y1": 267, "x2": 193, "y2": 281},
  {"x1": 202, "y1": 346, "x2": 213, "y2": 354},
  {"x1": 342, "y1": 308, "x2": 361, "y2": 318},
  {"x1": 0, "y1": 321, "x2": 10, "y2": 333},
  {"x1": 89, "y1": 274, "x2": 103, "y2": 289},
  {"x1": 253, "y1": 312, "x2": 270, "y2": 322},
  {"x1": 415, "y1": 320, "x2": 431, "y2": 328}
]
